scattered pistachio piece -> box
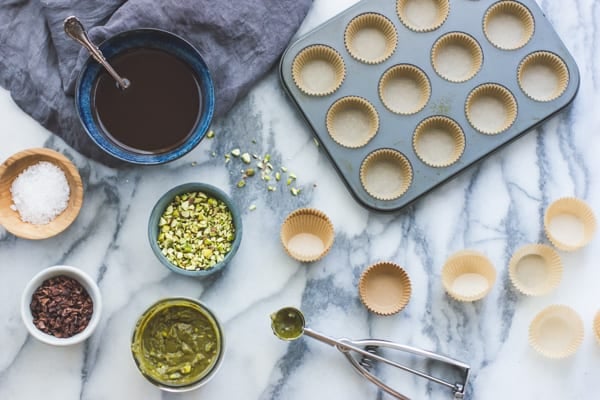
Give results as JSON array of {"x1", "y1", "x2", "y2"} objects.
[
  {"x1": 281, "y1": 166, "x2": 288, "y2": 172},
  {"x1": 231, "y1": 149, "x2": 241, "y2": 157},
  {"x1": 241, "y1": 153, "x2": 251, "y2": 164},
  {"x1": 237, "y1": 180, "x2": 246, "y2": 188},
  {"x1": 313, "y1": 137, "x2": 319, "y2": 147},
  {"x1": 286, "y1": 177, "x2": 293, "y2": 186},
  {"x1": 275, "y1": 172, "x2": 281, "y2": 181},
  {"x1": 291, "y1": 187, "x2": 301, "y2": 196},
  {"x1": 249, "y1": 204, "x2": 257, "y2": 211},
  {"x1": 264, "y1": 154, "x2": 271, "y2": 162},
  {"x1": 245, "y1": 168, "x2": 256, "y2": 177},
  {"x1": 207, "y1": 130, "x2": 215, "y2": 139},
  {"x1": 289, "y1": 173, "x2": 297, "y2": 180},
  {"x1": 211, "y1": 151, "x2": 216, "y2": 157},
  {"x1": 268, "y1": 185, "x2": 276, "y2": 192},
  {"x1": 191, "y1": 161, "x2": 197, "y2": 167}
]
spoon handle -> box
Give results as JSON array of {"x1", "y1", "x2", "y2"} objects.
[{"x1": 64, "y1": 16, "x2": 130, "y2": 89}]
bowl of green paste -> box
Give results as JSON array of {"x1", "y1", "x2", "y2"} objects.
[{"x1": 131, "y1": 297, "x2": 225, "y2": 391}]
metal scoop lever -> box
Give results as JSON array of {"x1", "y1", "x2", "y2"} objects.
[
  {"x1": 271, "y1": 307, "x2": 470, "y2": 400},
  {"x1": 64, "y1": 16, "x2": 130, "y2": 89}
]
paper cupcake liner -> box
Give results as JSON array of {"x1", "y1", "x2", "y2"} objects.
[
  {"x1": 378, "y1": 64, "x2": 431, "y2": 115},
  {"x1": 544, "y1": 197, "x2": 597, "y2": 251},
  {"x1": 441, "y1": 250, "x2": 496, "y2": 302},
  {"x1": 396, "y1": 0, "x2": 450, "y2": 32},
  {"x1": 291, "y1": 45, "x2": 346, "y2": 96},
  {"x1": 508, "y1": 244, "x2": 562, "y2": 296},
  {"x1": 359, "y1": 261, "x2": 412, "y2": 315},
  {"x1": 412, "y1": 116, "x2": 465, "y2": 167},
  {"x1": 593, "y1": 310, "x2": 600, "y2": 345},
  {"x1": 344, "y1": 13, "x2": 398, "y2": 64},
  {"x1": 518, "y1": 51, "x2": 570, "y2": 102},
  {"x1": 326, "y1": 96, "x2": 380, "y2": 148},
  {"x1": 280, "y1": 208, "x2": 334, "y2": 263},
  {"x1": 431, "y1": 32, "x2": 483, "y2": 83},
  {"x1": 466, "y1": 83, "x2": 518, "y2": 135},
  {"x1": 528, "y1": 305, "x2": 584, "y2": 359},
  {"x1": 360, "y1": 149, "x2": 413, "y2": 201},
  {"x1": 484, "y1": 1, "x2": 535, "y2": 50}
]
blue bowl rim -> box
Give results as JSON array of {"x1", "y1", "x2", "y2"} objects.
[
  {"x1": 75, "y1": 28, "x2": 215, "y2": 165},
  {"x1": 148, "y1": 183, "x2": 242, "y2": 277}
]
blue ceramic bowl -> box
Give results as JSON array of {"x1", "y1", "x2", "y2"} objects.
[
  {"x1": 76, "y1": 29, "x2": 215, "y2": 164},
  {"x1": 148, "y1": 183, "x2": 242, "y2": 277}
]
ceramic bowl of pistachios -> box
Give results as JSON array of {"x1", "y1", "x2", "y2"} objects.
[{"x1": 148, "y1": 183, "x2": 243, "y2": 277}]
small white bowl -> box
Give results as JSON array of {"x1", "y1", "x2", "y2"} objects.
[{"x1": 21, "y1": 265, "x2": 102, "y2": 346}]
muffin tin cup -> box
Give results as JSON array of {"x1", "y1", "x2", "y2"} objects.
[
  {"x1": 379, "y1": 64, "x2": 431, "y2": 115},
  {"x1": 484, "y1": 1, "x2": 535, "y2": 50},
  {"x1": 466, "y1": 83, "x2": 518, "y2": 135},
  {"x1": 280, "y1": 208, "x2": 335, "y2": 263},
  {"x1": 413, "y1": 116, "x2": 465, "y2": 167},
  {"x1": 441, "y1": 250, "x2": 496, "y2": 302},
  {"x1": 396, "y1": 0, "x2": 450, "y2": 32},
  {"x1": 326, "y1": 96, "x2": 380, "y2": 148},
  {"x1": 359, "y1": 261, "x2": 412, "y2": 316},
  {"x1": 292, "y1": 45, "x2": 346, "y2": 96},
  {"x1": 360, "y1": 149, "x2": 413, "y2": 201},
  {"x1": 344, "y1": 13, "x2": 398, "y2": 64},
  {"x1": 543, "y1": 197, "x2": 596, "y2": 251},
  {"x1": 508, "y1": 244, "x2": 562, "y2": 296},
  {"x1": 431, "y1": 32, "x2": 483, "y2": 83},
  {"x1": 528, "y1": 305, "x2": 584, "y2": 359},
  {"x1": 518, "y1": 51, "x2": 570, "y2": 102}
]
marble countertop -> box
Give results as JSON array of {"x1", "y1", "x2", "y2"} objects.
[{"x1": 1, "y1": 0, "x2": 599, "y2": 399}]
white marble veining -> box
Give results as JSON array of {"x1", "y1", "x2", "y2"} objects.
[{"x1": 1, "y1": 0, "x2": 600, "y2": 399}]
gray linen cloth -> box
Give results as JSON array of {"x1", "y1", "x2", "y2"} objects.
[{"x1": 0, "y1": 0, "x2": 312, "y2": 166}]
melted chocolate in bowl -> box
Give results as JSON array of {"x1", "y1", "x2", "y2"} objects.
[{"x1": 92, "y1": 48, "x2": 202, "y2": 154}]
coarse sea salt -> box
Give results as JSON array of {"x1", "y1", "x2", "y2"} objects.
[{"x1": 10, "y1": 161, "x2": 70, "y2": 225}]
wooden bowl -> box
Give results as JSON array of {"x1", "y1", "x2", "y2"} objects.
[{"x1": 0, "y1": 148, "x2": 83, "y2": 239}]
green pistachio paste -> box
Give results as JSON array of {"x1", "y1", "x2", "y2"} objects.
[
  {"x1": 132, "y1": 300, "x2": 221, "y2": 386},
  {"x1": 271, "y1": 307, "x2": 304, "y2": 340},
  {"x1": 157, "y1": 191, "x2": 235, "y2": 270}
]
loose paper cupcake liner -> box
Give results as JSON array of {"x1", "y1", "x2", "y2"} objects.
[
  {"x1": 508, "y1": 243, "x2": 562, "y2": 296},
  {"x1": 594, "y1": 310, "x2": 600, "y2": 345},
  {"x1": 360, "y1": 149, "x2": 413, "y2": 201},
  {"x1": 412, "y1": 116, "x2": 465, "y2": 167},
  {"x1": 344, "y1": 13, "x2": 398, "y2": 64},
  {"x1": 431, "y1": 32, "x2": 483, "y2": 83},
  {"x1": 484, "y1": 1, "x2": 535, "y2": 50},
  {"x1": 528, "y1": 305, "x2": 584, "y2": 359},
  {"x1": 544, "y1": 197, "x2": 597, "y2": 251},
  {"x1": 280, "y1": 208, "x2": 334, "y2": 263},
  {"x1": 518, "y1": 51, "x2": 570, "y2": 102},
  {"x1": 396, "y1": 0, "x2": 450, "y2": 32},
  {"x1": 326, "y1": 96, "x2": 380, "y2": 148},
  {"x1": 291, "y1": 45, "x2": 346, "y2": 96},
  {"x1": 441, "y1": 250, "x2": 496, "y2": 302},
  {"x1": 466, "y1": 83, "x2": 518, "y2": 135},
  {"x1": 359, "y1": 261, "x2": 412, "y2": 315},
  {"x1": 378, "y1": 64, "x2": 431, "y2": 115}
]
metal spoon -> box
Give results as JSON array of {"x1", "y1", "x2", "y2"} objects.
[{"x1": 64, "y1": 16, "x2": 130, "y2": 89}]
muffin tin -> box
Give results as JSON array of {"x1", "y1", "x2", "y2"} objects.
[{"x1": 279, "y1": 0, "x2": 580, "y2": 212}]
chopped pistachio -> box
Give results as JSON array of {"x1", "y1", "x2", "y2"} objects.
[
  {"x1": 252, "y1": 154, "x2": 259, "y2": 160},
  {"x1": 264, "y1": 154, "x2": 271, "y2": 162},
  {"x1": 224, "y1": 154, "x2": 231, "y2": 164},
  {"x1": 245, "y1": 168, "x2": 256, "y2": 177},
  {"x1": 313, "y1": 137, "x2": 319, "y2": 147},
  {"x1": 257, "y1": 161, "x2": 265, "y2": 170},
  {"x1": 231, "y1": 148, "x2": 241, "y2": 157},
  {"x1": 286, "y1": 177, "x2": 293, "y2": 186},
  {"x1": 241, "y1": 153, "x2": 251, "y2": 164},
  {"x1": 249, "y1": 204, "x2": 257, "y2": 211},
  {"x1": 262, "y1": 175, "x2": 271, "y2": 181},
  {"x1": 237, "y1": 180, "x2": 246, "y2": 188},
  {"x1": 211, "y1": 151, "x2": 216, "y2": 157},
  {"x1": 291, "y1": 187, "x2": 301, "y2": 196},
  {"x1": 268, "y1": 185, "x2": 276, "y2": 192},
  {"x1": 275, "y1": 172, "x2": 281, "y2": 181},
  {"x1": 191, "y1": 161, "x2": 197, "y2": 167},
  {"x1": 207, "y1": 130, "x2": 215, "y2": 139},
  {"x1": 289, "y1": 173, "x2": 297, "y2": 180},
  {"x1": 281, "y1": 166, "x2": 288, "y2": 172}
]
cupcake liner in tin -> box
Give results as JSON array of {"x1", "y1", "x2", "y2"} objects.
[
  {"x1": 291, "y1": 45, "x2": 346, "y2": 96},
  {"x1": 278, "y1": 0, "x2": 580, "y2": 213},
  {"x1": 360, "y1": 149, "x2": 413, "y2": 201},
  {"x1": 441, "y1": 250, "x2": 496, "y2": 302},
  {"x1": 344, "y1": 13, "x2": 398, "y2": 64},
  {"x1": 594, "y1": 310, "x2": 600, "y2": 345},
  {"x1": 508, "y1": 244, "x2": 562, "y2": 296},
  {"x1": 466, "y1": 83, "x2": 518, "y2": 135},
  {"x1": 378, "y1": 64, "x2": 431, "y2": 115},
  {"x1": 413, "y1": 116, "x2": 465, "y2": 167},
  {"x1": 326, "y1": 96, "x2": 380, "y2": 148},
  {"x1": 280, "y1": 208, "x2": 334, "y2": 263},
  {"x1": 544, "y1": 197, "x2": 596, "y2": 251},
  {"x1": 518, "y1": 51, "x2": 570, "y2": 102},
  {"x1": 359, "y1": 261, "x2": 412, "y2": 315},
  {"x1": 431, "y1": 32, "x2": 483, "y2": 83},
  {"x1": 528, "y1": 305, "x2": 584, "y2": 359},
  {"x1": 484, "y1": 1, "x2": 535, "y2": 50},
  {"x1": 396, "y1": 0, "x2": 450, "y2": 32}
]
